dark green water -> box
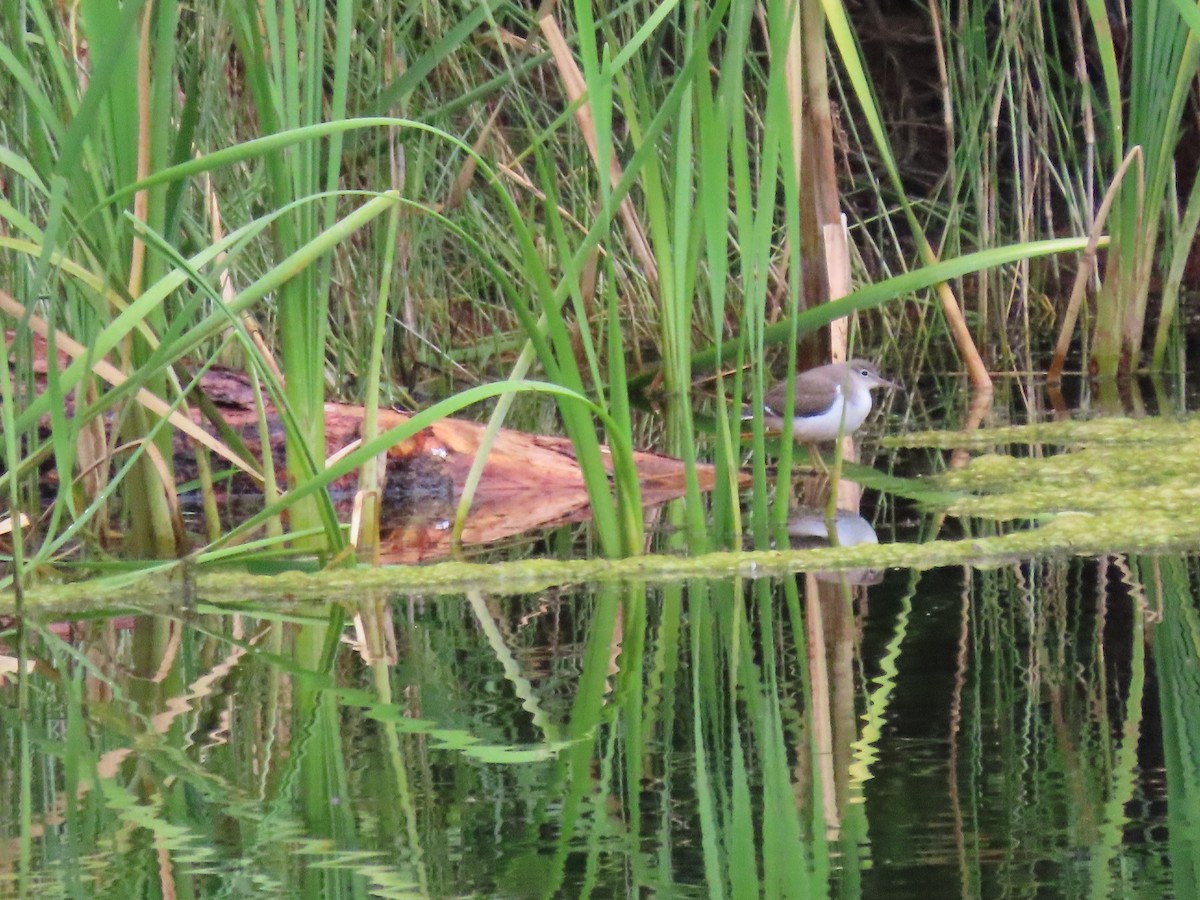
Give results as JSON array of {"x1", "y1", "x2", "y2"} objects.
[{"x1": 1, "y1": 552, "x2": 1192, "y2": 898}]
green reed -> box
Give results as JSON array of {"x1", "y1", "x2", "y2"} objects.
[{"x1": 3, "y1": 0, "x2": 1187, "y2": 588}]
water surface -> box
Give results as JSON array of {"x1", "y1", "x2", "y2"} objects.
[{"x1": 2, "y1": 550, "x2": 1190, "y2": 898}]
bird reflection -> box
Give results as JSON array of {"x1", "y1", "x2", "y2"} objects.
[{"x1": 787, "y1": 508, "x2": 883, "y2": 585}]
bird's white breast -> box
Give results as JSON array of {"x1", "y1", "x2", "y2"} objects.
[{"x1": 790, "y1": 384, "x2": 873, "y2": 442}]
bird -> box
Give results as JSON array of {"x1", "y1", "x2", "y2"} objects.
[{"x1": 753, "y1": 359, "x2": 900, "y2": 462}]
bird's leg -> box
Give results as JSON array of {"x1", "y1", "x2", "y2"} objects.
[{"x1": 804, "y1": 442, "x2": 830, "y2": 475}]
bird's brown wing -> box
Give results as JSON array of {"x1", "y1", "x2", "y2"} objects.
[{"x1": 764, "y1": 373, "x2": 840, "y2": 418}]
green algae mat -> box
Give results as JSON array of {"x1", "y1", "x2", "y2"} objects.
[{"x1": 5, "y1": 415, "x2": 1199, "y2": 612}]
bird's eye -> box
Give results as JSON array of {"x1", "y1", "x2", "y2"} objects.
[{"x1": 859, "y1": 368, "x2": 870, "y2": 376}]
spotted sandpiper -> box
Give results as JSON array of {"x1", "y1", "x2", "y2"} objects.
[{"x1": 757, "y1": 359, "x2": 900, "y2": 459}]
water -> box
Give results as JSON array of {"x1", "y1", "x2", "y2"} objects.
[
  {"x1": 6, "y1": 370, "x2": 1199, "y2": 897},
  {"x1": 1, "y1": 552, "x2": 1190, "y2": 898}
]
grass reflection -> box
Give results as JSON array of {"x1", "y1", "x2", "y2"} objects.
[{"x1": 0, "y1": 558, "x2": 1191, "y2": 896}]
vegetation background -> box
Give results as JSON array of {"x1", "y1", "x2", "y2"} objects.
[{"x1": 1, "y1": 0, "x2": 1197, "y2": 584}]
